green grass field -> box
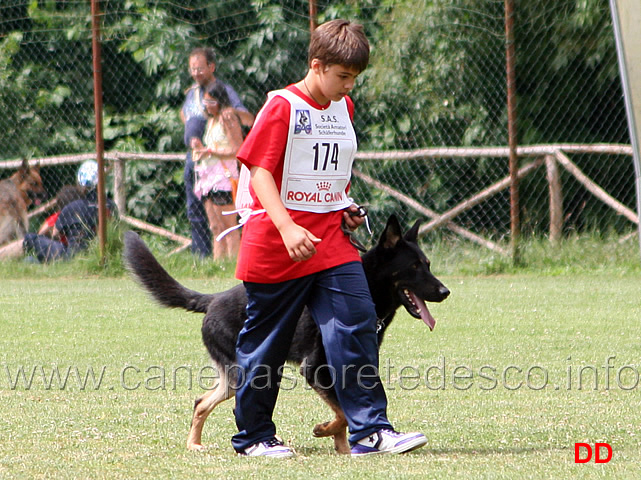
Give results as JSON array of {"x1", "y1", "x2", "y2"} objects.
[{"x1": 1, "y1": 258, "x2": 640, "y2": 479}]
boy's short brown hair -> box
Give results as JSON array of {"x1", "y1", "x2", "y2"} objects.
[{"x1": 308, "y1": 19, "x2": 370, "y2": 73}]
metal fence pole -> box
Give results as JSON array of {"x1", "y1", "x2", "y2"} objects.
[
  {"x1": 308, "y1": 0, "x2": 317, "y2": 32},
  {"x1": 91, "y1": 0, "x2": 106, "y2": 263},
  {"x1": 505, "y1": 0, "x2": 520, "y2": 264}
]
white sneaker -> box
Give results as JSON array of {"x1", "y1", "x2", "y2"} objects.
[
  {"x1": 240, "y1": 437, "x2": 295, "y2": 458},
  {"x1": 351, "y1": 429, "x2": 427, "y2": 456}
]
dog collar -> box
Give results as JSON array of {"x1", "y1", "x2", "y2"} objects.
[{"x1": 376, "y1": 317, "x2": 384, "y2": 333}]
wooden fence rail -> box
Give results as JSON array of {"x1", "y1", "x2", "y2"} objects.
[{"x1": 2, "y1": 143, "x2": 636, "y2": 256}]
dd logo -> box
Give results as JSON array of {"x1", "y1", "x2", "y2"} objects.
[{"x1": 574, "y1": 443, "x2": 613, "y2": 464}]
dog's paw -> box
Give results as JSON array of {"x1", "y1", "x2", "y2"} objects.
[
  {"x1": 313, "y1": 420, "x2": 341, "y2": 438},
  {"x1": 313, "y1": 421, "x2": 331, "y2": 437}
]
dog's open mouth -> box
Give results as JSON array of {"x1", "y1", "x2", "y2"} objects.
[{"x1": 401, "y1": 289, "x2": 436, "y2": 331}]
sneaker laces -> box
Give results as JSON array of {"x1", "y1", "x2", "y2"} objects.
[{"x1": 263, "y1": 437, "x2": 285, "y2": 447}]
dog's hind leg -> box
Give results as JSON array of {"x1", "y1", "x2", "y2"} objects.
[
  {"x1": 310, "y1": 387, "x2": 350, "y2": 454},
  {"x1": 186, "y1": 369, "x2": 234, "y2": 451},
  {"x1": 301, "y1": 359, "x2": 350, "y2": 454}
]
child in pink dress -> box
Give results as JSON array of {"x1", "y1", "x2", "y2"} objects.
[{"x1": 191, "y1": 82, "x2": 244, "y2": 260}]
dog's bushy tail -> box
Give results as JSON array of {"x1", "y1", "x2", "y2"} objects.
[{"x1": 123, "y1": 231, "x2": 213, "y2": 314}]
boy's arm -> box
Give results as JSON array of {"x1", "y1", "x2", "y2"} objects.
[{"x1": 250, "y1": 166, "x2": 321, "y2": 262}]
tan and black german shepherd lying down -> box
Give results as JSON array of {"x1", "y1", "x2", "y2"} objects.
[
  {"x1": 0, "y1": 159, "x2": 47, "y2": 245},
  {"x1": 123, "y1": 215, "x2": 450, "y2": 454}
]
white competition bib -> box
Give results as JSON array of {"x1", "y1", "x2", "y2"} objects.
[
  {"x1": 277, "y1": 89, "x2": 356, "y2": 212},
  {"x1": 234, "y1": 89, "x2": 357, "y2": 218}
]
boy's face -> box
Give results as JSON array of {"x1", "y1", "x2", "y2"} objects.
[{"x1": 316, "y1": 62, "x2": 361, "y2": 102}]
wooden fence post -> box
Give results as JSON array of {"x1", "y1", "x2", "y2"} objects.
[
  {"x1": 545, "y1": 154, "x2": 563, "y2": 244},
  {"x1": 113, "y1": 158, "x2": 126, "y2": 216}
]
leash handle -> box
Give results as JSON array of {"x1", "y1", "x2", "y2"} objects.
[
  {"x1": 347, "y1": 204, "x2": 372, "y2": 236},
  {"x1": 341, "y1": 204, "x2": 371, "y2": 253},
  {"x1": 349, "y1": 205, "x2": 368, "y2": 218}
]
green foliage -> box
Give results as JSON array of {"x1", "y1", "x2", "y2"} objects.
[
  {"x1": 0, "y1": 227, "x2": 637, "y2": 280},
  {"x1": 351, "y1": 0, "x2": 627, "y2": 235},
  {"x1": 74, "y1": 220, "x2": 235, "y2": 277},
  {"x1": 0, "y1": 0, "x2": 632, "y2": 238},
  {"x1": 124, "y1": 160, "x2": 188, "y2": 235},
  {"x1": 358, "y1": 1, "x2": 506, "y2": 149},
  {"x1": 79, "y1": 219, "x2": 127, "y2": 276},
  {"x1": 227, "y1": 3, "x2": 309, "y2": 108},
  {"x1": 516, "y1": 0, "x2": 622, "y2": 144},
  {"x1": 423, "y1": 229, "x2": 641, "y2": 276}
]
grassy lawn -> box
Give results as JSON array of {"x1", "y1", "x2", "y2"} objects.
[{"x1": 1, "y1": 267, "x2": 640, "y2": 479}]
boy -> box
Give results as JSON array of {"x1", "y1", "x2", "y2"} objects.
[{"x1": 232, "y1": 19, "x2": 427, "y2": 458}]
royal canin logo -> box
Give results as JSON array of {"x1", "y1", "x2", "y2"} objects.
[{"x1": 316, "y1": 181, "x2": 331, "y2": 191}]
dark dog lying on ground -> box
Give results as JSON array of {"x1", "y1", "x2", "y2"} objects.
[
  {"x1": 123, "y1": 214, "x2": 450, "y2": 454},
  {"x1": 0, "y1": 159, "x2": 47, "y2": 245}
]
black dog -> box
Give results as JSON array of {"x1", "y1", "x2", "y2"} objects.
[{"x1": 123, "y1": 215, "x2": 450, "y2": 454}]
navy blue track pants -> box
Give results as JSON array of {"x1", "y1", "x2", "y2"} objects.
[{"x1": 231, "y1": 261, "x2": 393, "y2": 452}]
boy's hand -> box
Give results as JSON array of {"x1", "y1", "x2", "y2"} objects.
[
  {"x1": 280, "y1": 223, "x2": 322, "y2": 262},
  {"x1": 342, "y1": 204, "x2": 366, "y2": 231},
  {"x1": 248, "y1": 166, "x2": 322, "y2": 261}
]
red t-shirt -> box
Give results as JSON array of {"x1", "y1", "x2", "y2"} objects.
[
  {"x1": 45, "y1": 212, "x2": 60, "y2": 228},
  {"x1": 45, "y1": 212, "x2": 68, "y2": 245},
  {"x1": 235, "y1": 85, "x2": 360, "y2": 283}
]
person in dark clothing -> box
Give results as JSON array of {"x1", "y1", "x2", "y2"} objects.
[
  {"x1": 0, "y1": 160, "x2": 115, "y2": 262},
  {"x1": 36, "y1": 184, "x2": 86, "y2": 242}
]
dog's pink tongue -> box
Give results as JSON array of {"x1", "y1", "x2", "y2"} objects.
[{"x1": 409, "y1": 291, "x2": 436, "y2": 331}]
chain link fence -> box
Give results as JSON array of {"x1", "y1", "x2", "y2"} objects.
[{"x1": 0, "y1": 0, "x2": 636, "y2": 257}]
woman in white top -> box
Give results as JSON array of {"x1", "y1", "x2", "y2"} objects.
[{"x1": 191, "y1": 82, "x2": 244, "y2": 260}]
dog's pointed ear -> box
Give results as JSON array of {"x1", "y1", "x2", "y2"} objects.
[
  {"x1": 19, "y1": 158, "x2": 29, "y2": 173},
  {"x1": 379, "y1": 214, "x2": 403, "y2": 249},
  {"x1": 404, "y1": 219, "x2": 422, "y2": 243}
]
